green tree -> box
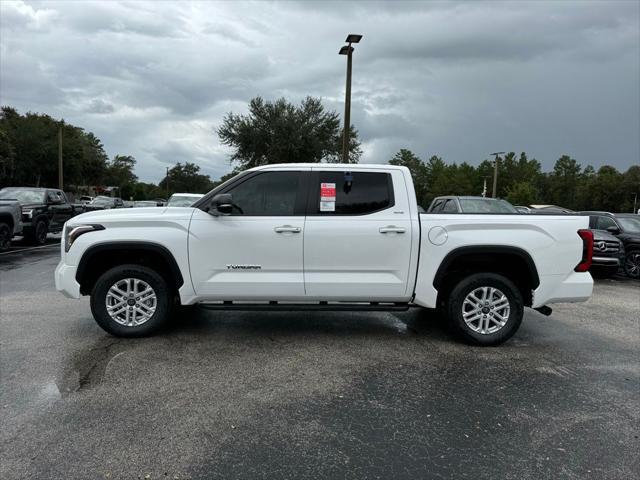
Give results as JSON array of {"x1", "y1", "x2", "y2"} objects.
[
  {"x1": 217, "y1": 96, "x2": 361, "y2": 169},
  {"x1": 158, "y1": 162, "x2": 214, "y2": 196},
  {"x1": 505, "y1": 181, "x2": 538, "y2": 205},
  {"x1": 389, "y1": 149, "x2": 428, "y2": 207},
  {"x1": 549, "y1": 155, "x2": 582, "y2": 209},
  {"x1": 424, "y1": 155, "x2": 450, "y2": 203},
  {"x1": 105, "y1": 155, "x2": 138, "y2": 198},
  {"x1": 0, "y1": 106, "x2": 110, "y2": 188}
]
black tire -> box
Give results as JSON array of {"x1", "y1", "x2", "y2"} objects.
[
  {"x1": 0, "y1": 222, "x2": 11, "y2": 252},
  {"x1": 623, "y1": 250, "x2": 640, "y2": 279},
  {"x1": 90, "y1": 264, "x2": 172, "y2": 337},
  {"x1": 25, "y1": 220, "x2": 48, "y2": 245},
  {"x1": 446, "y1": 273, "x2": 524, "y2": 346}
]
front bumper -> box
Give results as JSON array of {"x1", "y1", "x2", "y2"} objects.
[
  {"x1": 55, "y1": 261, "x2": 81, "y2": 299},
  {"x1": 591, "y1": 256, "x2": 622, "y2": 267}
]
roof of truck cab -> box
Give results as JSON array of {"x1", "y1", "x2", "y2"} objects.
[{"x1": 248, "y1": 163, "x2": 408, "y2": 171}]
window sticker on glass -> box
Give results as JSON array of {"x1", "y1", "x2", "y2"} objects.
[
  {"x1": 320, "y1": 200, "x2": 335, "y2": 212},
  {"x1": 320, "y1": 182, "x2": 336, "y2": 201}
]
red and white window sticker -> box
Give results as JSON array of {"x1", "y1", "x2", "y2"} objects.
[
  {"x1": 320, "y1": 182, "x2": 336, "y2": 212},
  {"x1": 320, "y1": 183, "x2": 336, "y2": 201}
]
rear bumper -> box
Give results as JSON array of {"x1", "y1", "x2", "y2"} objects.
[
  {"x1": 532, "y1": 272, "x2": 593, "y2": 307},
  {"x1": 55, "y1": 261, "x2": 81, "y2": 299}
]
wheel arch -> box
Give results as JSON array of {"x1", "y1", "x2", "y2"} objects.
[
  {"x1": 76, "y1": 242, "x2": 184, "y2": 296},
  {"x1": 0, "y1": 213, "x2": 14, "y2": 231},
  {"x1": 433, "y1": 246, "x2": 540, "y2": 307}
]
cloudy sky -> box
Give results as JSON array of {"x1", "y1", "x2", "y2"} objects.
[{"x1": 1, "y1": 0, "x2": 638, "y2": 182}]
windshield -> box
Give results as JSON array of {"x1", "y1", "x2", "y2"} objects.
[
  {"x1": 168, "y1": 195, "x2": 202, "y2": 207},
  {"x1": 459, "y1": 198, "x2": 517, "y2": 213},
  {"x1": 618, "y1": 217, "x2": 640, "y2": 233},
  {"x1": 0, "y1": 188, "x2": 46, "y2": 203},
  {"x1": 90, "y1": 196, "x2": 113, "y2": 206}
]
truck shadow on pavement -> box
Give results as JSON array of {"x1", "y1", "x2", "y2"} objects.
[{"x1": 55, "y1": 308, "x2": 454, "y2": 396}]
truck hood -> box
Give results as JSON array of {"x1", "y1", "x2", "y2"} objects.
[{"x1": 69, "y1": 206, "x2": 195, "y2": 225}]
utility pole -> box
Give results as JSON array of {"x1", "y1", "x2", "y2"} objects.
[
  {"x1": 339, "y1": 34, "x2": 362, "y2": 163},
  {"x1": 633, "y1": 193, "x2": 638, "y2": 214},
  {"x1": 166, "y1": 166, "x2": 170, "y2": 199},
  {"x1": 490, "y1": 152, "x2": 505, "y2": 198},
  {"x1": 58, "y1": 122, "x2": 63, "y2": 190}
]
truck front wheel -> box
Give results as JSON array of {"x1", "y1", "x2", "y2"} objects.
[
  {"x1": 25, "y1": 219, "x2": 48, "y2": 245},
  {"x1": 90, "y1": 264, "x2": 172, "y2": 337},
  {"x1": 446, "y1": 273, "x2": 524, "y2": 346}
]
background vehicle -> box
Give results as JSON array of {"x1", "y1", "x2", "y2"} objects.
[
  {"x1": 56, "y1": 164, "x2": 593, "y2": 346},
  {"x1": 589, "y1": 230, "x2": 624, "y2": 277},
  {"x1": 530, "y1": 205, "x2": 575, "y2": 214},
  {"x1": 83, "y1": 196, "x2": 125, "y2": 211},
  {"x1": 0, "y1": 199, "x2": 22, "y2": 251},
  {"x1": 167, "y1": 193, "x2": 204, "y2": 207},
  {"x1": 515, "y1": 206, "x2": 531, "y2": 214},
  {"x1": 427, "y1": 196, "x2": 518, "y2": 214},
  {"x1": 582, "y1": 211, "x2": 640, "y2": 278},
  {"x1": 78, "y1": 196, "x2": 94, "y2": 204},
  {"x1": 133, "y1": 201, "x2": 160, "y2": 208},
  {"x1": 0, "y1": 187, "x2": 80, "y2": 245}
]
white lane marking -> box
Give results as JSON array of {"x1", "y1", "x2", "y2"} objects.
[{"x1": 0, "y1": 243, "x2": 60, "y2": 256}]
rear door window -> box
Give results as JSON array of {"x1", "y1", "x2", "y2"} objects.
[{"x1": 310, "y1": 171, "x2": 393, "y2": 215}]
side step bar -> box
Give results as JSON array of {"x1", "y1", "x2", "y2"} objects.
[{"x1": 198, "y1": 301, "x2": 411, "y2": 312}]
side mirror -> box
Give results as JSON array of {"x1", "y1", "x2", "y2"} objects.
[
  {"x1": 606, "y1": 225, "x2": 620, "y2": 234},
  {"x1": 209, "y1": 193, "x2": 233, "y2": 215}
]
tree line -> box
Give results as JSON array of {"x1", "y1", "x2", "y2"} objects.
[
  {"x1": 1, "y1": 101, "x2": 637, "y2": 212},
  {"x1": 390, "y1": 149, "x2": 639, "y2": 212},
  {"x1": 0, "y1": 106, "x2": 215, "y2": 200}
]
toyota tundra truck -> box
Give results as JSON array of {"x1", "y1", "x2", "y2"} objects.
[{"x1": 55, "y1": 164, "x2": 594, "y2": 345}]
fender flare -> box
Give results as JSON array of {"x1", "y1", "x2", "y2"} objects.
[
  {"x1": 433, "y1": 245, "x2": 540, "y2": 290},
  {"x1": 76, "y1": 241, "x2": 184, "y2": 288}
]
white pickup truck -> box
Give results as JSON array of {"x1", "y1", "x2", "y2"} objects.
[{"x1": 55, "y1": 164, "x2": 594, "y2": 345}]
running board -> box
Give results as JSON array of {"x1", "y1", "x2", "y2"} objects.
[{"x1": 198, "y1": 301, "x2": 411, "y2": 312}]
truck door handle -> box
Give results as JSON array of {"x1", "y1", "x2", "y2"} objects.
[
  {"x1": 274, "y1": 225, "x2": 301, "y2": 233},
  {"x1": 379, "y1": 226, "x2": 406, "y2": 234}
]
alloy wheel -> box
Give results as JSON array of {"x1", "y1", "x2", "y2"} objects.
[
  {"x1": 461, "y1": 286, "x2": 511, "y2": 334},
  {"x1": 624, "y1": 252, "x2": 640, "y2": 279},
  {"x1": 105, "y1": 278, "x2": 157, "y2": 327}
]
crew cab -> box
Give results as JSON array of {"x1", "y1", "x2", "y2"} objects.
[
  {"x1": 55, "y1": 164, "x2": 594, "y2": 346},
  {"x1": 0, "y1": 187, "x2": 80, "y2": 245}
]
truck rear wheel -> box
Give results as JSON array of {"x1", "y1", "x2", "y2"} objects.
[
  {"x1": 90, "y1": 264, "x2": 172, "y2": 337},
  {"x1": 446, "y1": 273, "x2": 523, "y2": 346}
]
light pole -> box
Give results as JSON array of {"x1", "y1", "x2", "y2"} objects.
[
  {"x1": 58, "y1": 121, "x2": 64, "y2": 190},
  {"x1": 339, "y1": 34, "x2": 362, "y2": 163},
  {"x1": 166, "y1": 166, "x2": 170, "y2": 199},
  {"x1": 490, "y1": 152, "x2": 505, "y2": 198}
]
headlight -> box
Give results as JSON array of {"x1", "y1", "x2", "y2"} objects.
[
  {"x1": 64, "y1": 224, "x2": 104, "y2": 252},
  {"x1": 22, "y1": 208, "x2": 33, "y2": 218}
]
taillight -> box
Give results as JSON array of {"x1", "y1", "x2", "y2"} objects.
[{"x1": 575, "y1": 229, "x2": 594, "y2": 272}]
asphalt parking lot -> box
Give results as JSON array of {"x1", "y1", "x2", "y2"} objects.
[{"x1": 1, "y1": 240, "x2": 638, "y2": 480}]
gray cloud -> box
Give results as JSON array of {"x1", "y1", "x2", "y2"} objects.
[{"x1": 0, "y1": 0, "x2": 637, "y2": 183}]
